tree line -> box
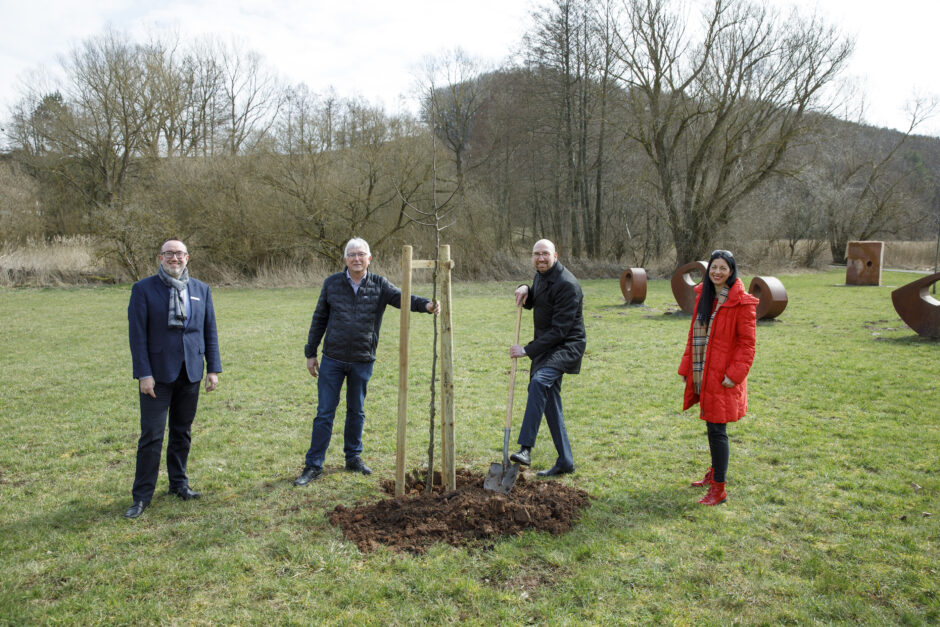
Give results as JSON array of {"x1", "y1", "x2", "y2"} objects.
[{"x1": 2, "y1": 0, "x2": 938, "y2": 280}]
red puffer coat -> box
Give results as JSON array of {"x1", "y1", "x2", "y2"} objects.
[{"x1": 678, "y1": 278, "x2": 758, "y2": 423}]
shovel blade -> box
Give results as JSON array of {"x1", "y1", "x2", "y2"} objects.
[{"x1": 483, "y1": 462, "x2": 520, "y2": 494}]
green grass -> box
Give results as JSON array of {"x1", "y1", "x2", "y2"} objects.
[{"x1": 1, "y1": 270, "x2": 937, "y2": 625}]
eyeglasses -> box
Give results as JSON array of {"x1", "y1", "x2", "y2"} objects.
[
  {"x1": 346, "y1": 252, "x2": 369, "y2": 259},
  {"x1": 532, "y1": 252, "x2": 554, "y2": 258},
  {"x1": 711, "y1": 249, "x2": 733, "y2": 258},
  {"x1": 161, "y1": 250, "x2": 188, "y2": 258}
]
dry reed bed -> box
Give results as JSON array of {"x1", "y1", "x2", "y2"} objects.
[{"x1": 1, "y1": 237, "x2": 937, "y2": 287}]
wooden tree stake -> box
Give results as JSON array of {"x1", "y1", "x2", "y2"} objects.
[
  {"x1": 439, "y1": 245, "x2": 456, "y2": 492},
  {"x1": 396, "y1": 246, "x2": 413, "y2": 497},
  {"x1": 395, "y1": 246, "x2": 455, "y2": 496}
]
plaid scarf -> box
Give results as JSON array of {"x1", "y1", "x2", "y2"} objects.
[
  {"x1": 157, "y1": 265, "x2": 190, "y2": 329},
  {"x1": 690, "y1": 285, "x2": 729, "y2": 395}
]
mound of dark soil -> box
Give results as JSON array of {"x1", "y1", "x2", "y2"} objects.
[{"x1": 328, "y1": 468, "x2": 591, "y2": 554}]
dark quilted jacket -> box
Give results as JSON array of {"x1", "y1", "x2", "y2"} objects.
[{"x1": 305, "y1": 271, "x2": 431, "y2": 363}]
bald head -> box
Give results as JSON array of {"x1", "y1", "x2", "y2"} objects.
[
  {"x1": 531, "y1": 239, "x2": 558, "y2": 273},
  {"x1": 533, "y1": 239, "x2": 556, "y2": 255}
]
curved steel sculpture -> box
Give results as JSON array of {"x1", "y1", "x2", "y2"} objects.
[
  {"x1": 891, "y1": 272, "x2": 940, "y2": 338},
  {"x1": 671, "y1": 261, "x2": 707, "y2": 314},
  {"x1": 620, "y1": 268, "x2": 647, "y2": 304},
  {"x1": 747, "y1": 276, "x2": 788, "y2": 320},
  {"x1": 846, "y1": 241, "x2": 884, "y2": 286}
]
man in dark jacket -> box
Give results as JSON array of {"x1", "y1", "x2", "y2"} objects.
[
  {"x1": 294, "y1": 237, "x2": 439, "y2": 486},
  {"x1": 509, "y1": 239, "x2": 586, "y2": 477}
]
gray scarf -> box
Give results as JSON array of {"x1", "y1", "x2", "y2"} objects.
[{"x1": 157, "y1": 265, "x2": 190, "y2": 329}]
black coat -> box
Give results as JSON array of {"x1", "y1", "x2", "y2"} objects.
[
  {"x1": 305, "y1": 271, "x2": 431, "y2": 363},
  {"x1": 522, "y1": 261, "x2": 586, "y2": 375}
]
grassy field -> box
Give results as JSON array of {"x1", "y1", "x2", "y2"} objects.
[{"x1": 0, "y1": 269, "x2": 937, "y2": 624}]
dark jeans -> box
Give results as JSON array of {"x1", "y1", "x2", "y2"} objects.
[
  {"x1": 132, "y1": 367, "x2": 201, "y2": 502},
  {"x1": 516, "y1": 367, "x2": 573, "y2": 469},
  {"x1": 304, "y1": 355, "x2": 374, "y2": 468},
  {"x1": 707, "y1": 422, "x2": 729, "y2": 483}
]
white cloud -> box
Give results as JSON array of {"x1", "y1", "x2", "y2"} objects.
[
  {"x1": 774, "y1": 0, "x2": 940, "y2": 134},
  {"x1": 0, "y1": 0, "x2": 532, "y2": 120},
  {"x1": 2, "y1": 0, "x2": 938, "y2": 136}
]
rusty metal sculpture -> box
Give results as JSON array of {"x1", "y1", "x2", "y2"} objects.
[
  {"x1": 620, "y1": 268, "x2": 647, "y2": 304},
  {"x1": 747, "y1": 276, "x2": 788, "y2": 320},
  {"x1": 671, "y1": 261, "x2": 707, "y2": 314},
  {"x1": 891, "y1": 272, "x2": 940, "y2": 338},
  {"x1": 845, "y1": 241, "x2": 885, "y2": 286}
]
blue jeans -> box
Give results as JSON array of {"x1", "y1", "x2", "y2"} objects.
[
  {"x1": 304, "y1": 355, "x2": 374, "y2": 468},
  {"x1": 517, "y1": 367, "x2": 574, "y2": 469}
]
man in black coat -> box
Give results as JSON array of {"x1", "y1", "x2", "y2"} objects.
[
  {"x1": 509, "y1": 239, "x2": 586, "y2": 476},
  {"x1": 294, "y1": 237, "x2": 439, "y2": 486}
]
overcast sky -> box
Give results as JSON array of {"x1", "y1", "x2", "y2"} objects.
[{"x1": 1, "y1": 0, "x2": 938, "y2": 137}]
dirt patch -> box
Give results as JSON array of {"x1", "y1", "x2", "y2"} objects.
[{"x1": 328, "y1": 468, "x2": 592, "y2": 554}]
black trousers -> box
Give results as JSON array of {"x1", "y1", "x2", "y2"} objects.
[
  {"x1": 706, "y1": 422, "x2": 729, "y2": 483},
  {"x1": 132, "y1": 367, "x2": 201, "y2": 502}
]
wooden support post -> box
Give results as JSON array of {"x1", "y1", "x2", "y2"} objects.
[
  {"x1": 395, "y1": 246, "x2": 413, "y2": 497},
  {"x1": 395, "y1": 245, "x2": 456, "y2": 496},
  {"x1": 439, "y1": 245, "x2": 456, "y2": 492}
]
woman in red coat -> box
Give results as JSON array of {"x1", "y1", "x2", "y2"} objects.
[{"x1": 678, "y1": 250, "x2": 758, "y2": 505}]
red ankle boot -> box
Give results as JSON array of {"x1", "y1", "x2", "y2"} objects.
[
  {"x1": 698, "y1": 481, "x2": 726, "y2": 505},
  {"x1": 691, "y1": 467, "x2": 714, "y2": 487}
]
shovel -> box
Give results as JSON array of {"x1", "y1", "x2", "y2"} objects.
[{"x1": 484, "y1": 304, "x2": 524, "y2": 494}]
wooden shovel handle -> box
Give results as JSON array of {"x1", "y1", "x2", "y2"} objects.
[{"x1": 505, "y1": 305, "x2": 523, "y2": 429}]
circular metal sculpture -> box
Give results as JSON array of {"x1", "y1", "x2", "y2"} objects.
[
  {"x1": 620, "y1": 268, "x2": 647, "y2": 304},
  {"x1": 670, "y1": 261, "x2": 708, "y2": 314},
  {"x1": 747, "y1": 276, "x2": 788, "y2": 320},
  {"x1": 891, "y1": 272, "x2": 940, "y2": 338}
]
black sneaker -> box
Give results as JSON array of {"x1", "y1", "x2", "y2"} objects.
[
  {"x1": 345, "y1": 458, "x2": 372, "y2": 475},
  {"x1": 293, "y1": 465, "x2": 322, "y2": 486}
]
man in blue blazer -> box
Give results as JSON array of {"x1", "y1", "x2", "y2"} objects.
[{"x1": 124, "y1": 239, "x2": 222, "y2": 519}]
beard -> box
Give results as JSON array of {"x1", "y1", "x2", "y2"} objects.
[{"x1": 163, "y1": 263, "x2": 185, "y2": 278}]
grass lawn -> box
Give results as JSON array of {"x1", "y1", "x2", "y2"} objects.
[{"x1": 0, "y1": 269, "x2": 937, "y2": 624}]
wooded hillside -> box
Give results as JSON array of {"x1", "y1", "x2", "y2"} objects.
[{"x1": 2, "y1": 0, "x2": 938, "y2": 281}]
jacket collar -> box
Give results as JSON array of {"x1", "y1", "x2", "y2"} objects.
[{"x1": 539, "y1": 261, "x2": 563, "y2": 283}]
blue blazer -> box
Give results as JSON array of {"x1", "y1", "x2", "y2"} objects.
[{"x1": 128, "y1": 274, "x2": 222, "y2": 383}]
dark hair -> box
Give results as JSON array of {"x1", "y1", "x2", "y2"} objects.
[{"x1": 697, "y1": 249, "x2": 738, "y2": 324}]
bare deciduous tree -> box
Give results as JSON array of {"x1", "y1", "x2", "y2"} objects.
[
  {"x1": 612, "y1": 0, "x2": 853, "y2": 265},
  {"x1": 815, "y1": 100, "x2": 936, "y2": 263},
  {"x1": 219, "y1": 42, "x2": 282, "y2": 155},
  {"x1": 11, "y1": 30, "x2": 165, "y2": 277}
]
